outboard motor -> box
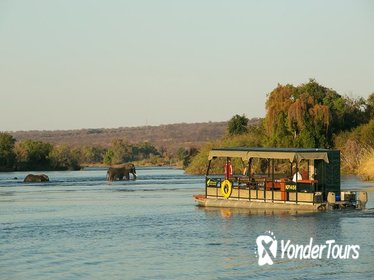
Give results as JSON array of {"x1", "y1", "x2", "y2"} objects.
[
  {"x1": 327, "y1": 192, "x2": 336, "y2": 204},
  {"x1": 327, "y1": 192, "x2": 337, "y2": 209},
  {"x1": 357, "y1": 191, "x2": 368, "y2": 209}
]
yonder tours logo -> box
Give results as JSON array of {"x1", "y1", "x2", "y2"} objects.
[
  {"x1": 255, "y1": 231, "x2": 360, "y2": 266},
  {"x1": 256, "y1": 231, "x2": 278, "y2": 266}
]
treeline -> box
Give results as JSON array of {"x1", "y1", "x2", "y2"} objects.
[
  {"x1": 186, "y1": 79, "x2": 374, "y2": 180},
  {"x1": 10, "y1": 122, "x2": 229, "y2": 153},
  {"x1": 0, "y1": 134, "x2": 191, "y2": 171},
  {"x1": 0, "y1": 134, "x2": 84, "y2": 171}
]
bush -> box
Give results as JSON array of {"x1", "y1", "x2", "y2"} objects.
[
  {"x1": 49, "y1": 145, "x2": 81, "y2": 170},
  {"x1": 0, "y1": 132, "x2": 16, "y2": 171},
  {"x1": 334, "y1": 119, "x2": 374, "y2": 174},
  {"x1": 358, "y1": 148, "x2": 374, "y2": 181},
  {"x1": 14, "y1": 140, "x2": 52, "y2": 170}
]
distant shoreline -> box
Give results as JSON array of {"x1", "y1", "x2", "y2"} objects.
[{"x1": 7, "y1": 120, "x2": 260, "y2": 153}]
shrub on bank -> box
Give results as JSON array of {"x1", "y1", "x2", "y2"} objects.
[
  {"x1": 334, "y1": 119, "x2": 374, "y2": 175},
  {"x1": 357, "y1": 149, "x2": 374, "y2": 181}
]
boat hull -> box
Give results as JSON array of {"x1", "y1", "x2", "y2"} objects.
[{"x1": 194, "y1": 196, "x2": 323, "y2": 211}]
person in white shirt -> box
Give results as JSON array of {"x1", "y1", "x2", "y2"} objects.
[{"x1": 292, "y1": 168, "x2": 302, "y2": 182}]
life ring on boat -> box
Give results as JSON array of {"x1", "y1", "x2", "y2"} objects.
[{"x1": 221, "y1": 180, "x2": 232, "y2": 199}]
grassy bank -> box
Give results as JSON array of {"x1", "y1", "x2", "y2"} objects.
[{"x1": 357, "y1": 150, "x2": 374, "y2": 181}]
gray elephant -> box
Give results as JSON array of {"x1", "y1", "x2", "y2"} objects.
[
  {"x1": 24, "y1": 174, "x2": 49, "y2": 182},
  {"x1": 106, "y1": 163, "x2": 137, "y2": 181}
]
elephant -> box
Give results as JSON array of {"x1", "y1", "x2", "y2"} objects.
[
  {"x1": 24, "y1": 174, "x2": 49, "y2": 182},
  {"x1": 106, "y1": 163, "x2": 137, "y2": 181}
]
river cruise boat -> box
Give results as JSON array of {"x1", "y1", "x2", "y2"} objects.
[{"x1": 193, "y1": 147, "x2": 368, "y2": 211}]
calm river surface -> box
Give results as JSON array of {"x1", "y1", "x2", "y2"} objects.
[{"x1": 1, "y1": 167, "x2": 373, "y2": 279}]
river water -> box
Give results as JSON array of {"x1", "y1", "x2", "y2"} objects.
[{"x1": 0, "y1": 167, "x2": 373, "y2": 279}]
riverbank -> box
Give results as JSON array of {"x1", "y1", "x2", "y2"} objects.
[{"x1": 357, "y1": 151, "x2": 374, "y2": 181}]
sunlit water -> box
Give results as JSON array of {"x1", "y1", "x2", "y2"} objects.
[{"x1": 1, "y1": 167, "x2": 373, "y2": 280}]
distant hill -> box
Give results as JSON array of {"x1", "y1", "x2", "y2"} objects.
[{"x1": 9, "y1": 119, "x2": 262, "y2": 153}]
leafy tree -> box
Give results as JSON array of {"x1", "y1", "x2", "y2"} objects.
[
  {"x1": 15, "y1": 140, "x2": 52, "y2": 170},
  {"x1": 264, "y1": 79, "x2": 370, "y2": 148},
  {"x1": 184, "y1": 145, "x2": 212, "y2": 173},
  {"x1": 366, "y1": 92, "x2": 374, "y2": 119},
  {"x1": 104, "y1": 139, "x2": 161, "y2": 165},
  {"x1": 0, "y1": 132, "x2": 16, "y2": 171},
  {"x1": 49, "y1": 145, "x2": 80, "y2": 170},
  {"x1": 264, "y1": 84, "x2": 295, "y2": 147},
  {"x1": 176, "y1": 147, "x2": 188, "y2": 161},
  {"x1": 132, "y1": 142, "x2": 159, "y2": 160},
  {"x1": 110, "y1": 139, "x2": 127, "y2": 164},
  {"x1": 81, "y1": 146, "x2": 105, "y2": 163},
  {"x1": 103, "y1": 149, "x2": 114, "y2": 165},
  {"x1": 104, "y1": 139, "x2": 132, "y2": 165},
  {"x1": 335, "y1": 96, "x2": 369, "y2": 132},
  {"x1": 181, "y1": 147, "x2": 198, "y2": 168},
  {"x1": 227, "y1": 114, "x2": 249, "y2": 135},
  {"x1": 359, "y1": 119, "x2": 374, "y2": 147}
]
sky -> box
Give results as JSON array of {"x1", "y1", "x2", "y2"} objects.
[{"x1": 1, "y1": 0, "x2": 373, "y2": 131}]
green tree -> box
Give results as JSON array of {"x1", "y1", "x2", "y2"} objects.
[
  {"x1": 366, "y1": 92, "x2": 374, "y2": 119},
  {"x1": 264, "y1": 84, "x2": 296, "y2": 147},
  {"x1": 137, "y1": 142, "x2": 159, "y2": 159},
  {"x1": 15, "y1": 140, "x2": 52, "y2": 170},
  {"x1": 81, "y1": 146, "x2": 106, "y2": 163},
  {"x1": 178, "y1": 147, "x2": 197, "y2": 168},
  {"x1": 227, "y1": 114, "x2": 249, "y2": 135},
  {"x1": 353, "y1": 119, "x2": 374, "y2": 148},
  {"x1": 264, "y1": 79, "x2": 369, "y2": 148},
  {"x1": 103, "y1": 149, "x2": 114, "y2": 165},
  {"x1": 49, "y1": 145, "x2": 80, "y2": 170},
  {"x1": 176, "y1": 147, "x2": 188, "y2": 161},
  {"x1": 336, "y1": 96, "x2": 369, "y2": 132},
  {"x1": 104, "y1": 139, "x2": 132, "y2": 165},
  {"x1": 0, "y1": 132, "x2": 16, "y2": 171}
]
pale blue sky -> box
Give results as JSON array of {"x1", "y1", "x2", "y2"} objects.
[{"x1": 1, "y1": 0, "x2": 373, "y2": 131}]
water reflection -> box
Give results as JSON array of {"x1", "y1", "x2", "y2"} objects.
[{"x1": 200, "y1": 206, "x2": 322, "y2": 219}]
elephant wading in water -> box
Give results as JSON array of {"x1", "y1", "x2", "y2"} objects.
[
  {"x1": 106, "y1": 163, "x2": 137, "y2": 182},
  {"x1": 24, "y1": 174, "x2": 49, "y2": 182}
]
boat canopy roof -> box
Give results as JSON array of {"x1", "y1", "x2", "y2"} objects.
[{"x1": 208, "y1": 147, "x2": 332, "y2": 163}]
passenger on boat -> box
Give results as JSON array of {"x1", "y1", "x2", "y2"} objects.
[
  {"x1": 292, "y1": 168, "x2": 302, "y2": 182},
  {"x1": 301, "y1": 170, "x2": 309, "y2": 180},
  {"x1": 224, "y1": 159, "x2": 233, "y2": 179},
  {"x1": 242, "y1": 165, "x2": 248, "y2": 176}
]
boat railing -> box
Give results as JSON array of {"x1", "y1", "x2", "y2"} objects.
[{"x1": 205, "y1": 176, "x2": 320, "y2": 205}]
